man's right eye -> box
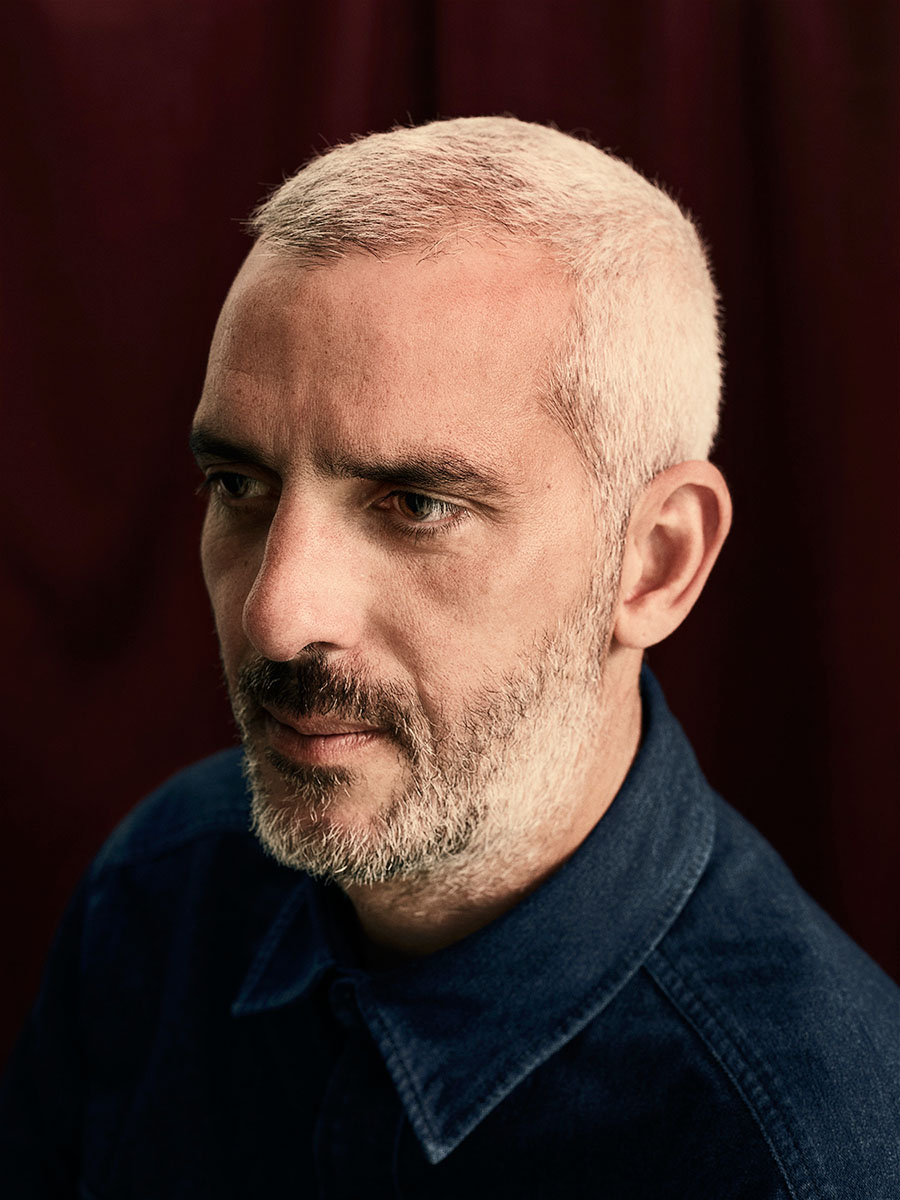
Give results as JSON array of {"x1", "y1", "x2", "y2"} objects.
[{"x1": 201, "y1": 471, "x2": 270, "y2": 503}]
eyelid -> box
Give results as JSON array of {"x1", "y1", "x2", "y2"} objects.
[
  {"x1": 377, "y1": 489, "x2": 471, "y2": 540},
  {"x1": 199, "y1": 469, "x2": 469, "y2": 538},
  {"x1": 200, "y1": 461, "x2": 278, "y2": 484},
  {"x1": 199, "y1": 467, "x2": 277, "y2": 504},
  {"x1": 383, "y1": 488, "x2": 465, "y2": 514}
]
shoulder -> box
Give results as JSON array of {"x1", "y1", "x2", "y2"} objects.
[
  {"x1": 647, "y1": 795, "x2": 900, "y2": 1198},
  {"x1": 92, "y1": 747, "x2": 252, "y2": 872},
  {"x1": 73, "y1": 749, "x2": 294, "y2": 1009}
]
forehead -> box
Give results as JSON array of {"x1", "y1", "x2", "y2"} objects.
[{"x1": 195, "y1": 242, "x2": 576, "y2": 475}]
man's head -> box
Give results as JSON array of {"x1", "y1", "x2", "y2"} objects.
[
  {"x1": 191, "y1": 117, "x2": 730, "y2": 894},
  {"x1": 247, "y1": 116, "x2": 722, "y2": 528}
]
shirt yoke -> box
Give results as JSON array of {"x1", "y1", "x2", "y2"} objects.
[{"x1": 646, "y1": 797, "x2": 900, "y2": 1199}]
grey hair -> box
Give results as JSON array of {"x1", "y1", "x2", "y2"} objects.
[{"x1": 250, "y1": 116, "x2": 722, "y2": 529}]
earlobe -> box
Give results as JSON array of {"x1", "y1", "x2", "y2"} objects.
[{"x1": 613, "y1": 461, "x2": 732, "y2": 650}]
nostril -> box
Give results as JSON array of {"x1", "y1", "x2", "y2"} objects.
[{"x1": 239, "y1": 533, "x2": 364, "y2": 663}]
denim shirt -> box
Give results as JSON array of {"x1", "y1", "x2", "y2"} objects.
[{"x1": 2, "y1": 670, "x2": 899, "y2": 1198}]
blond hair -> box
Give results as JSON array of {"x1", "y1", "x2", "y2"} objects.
[{"x1": 250, "y1": 116, "x2": 721, "y2": 528}]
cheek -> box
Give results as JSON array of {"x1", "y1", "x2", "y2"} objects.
[
  {"x1": 199, "y1": 523, "x2": 260, "y2": 657},
  {"x1": 408, "y1": 529, "x2": 589, "y2": 631},
  {"x1": 384, "y1": 531, "x2": 592, "y2": 692}
]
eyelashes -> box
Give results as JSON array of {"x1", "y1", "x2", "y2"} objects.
[
  {"x1": 197, "y1": 471, "x2": 270, "y2": 502},
  {"x1": 381, "y1": 491, "x2": 469, "y2": 539},
  {"x1": 199, "y1": 471, "x2": 470, "y2": 542}
]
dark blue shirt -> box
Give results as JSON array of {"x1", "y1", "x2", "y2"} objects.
[{"x1": 3, "y1": 670, "x2": 899, "y2": 1197}]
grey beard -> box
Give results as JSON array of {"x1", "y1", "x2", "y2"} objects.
[
  {"x1": 232, "y1": 569, "x2": 615, "y2": 887},
  {"x1": 236, "y1": 658, "x2": 523, "y2": 886}
]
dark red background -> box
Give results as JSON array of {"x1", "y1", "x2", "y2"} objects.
[{"x1": 2, "y1": 0, "x2": 898, "y2": 1064}]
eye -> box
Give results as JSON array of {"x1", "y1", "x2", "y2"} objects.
[
  {"x1": 201, "y1": 471, "x2": 271, "y2": 504},
  {"x1": 392, "y1": 492, "x2": 460, "y2": 523},
  {"x1": 377, "y1": 490, "x2": 470, "y2": 540}
]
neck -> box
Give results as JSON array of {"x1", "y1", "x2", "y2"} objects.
[{"x1": 344, "y1": 655, "x2": 643, "y2": 958}]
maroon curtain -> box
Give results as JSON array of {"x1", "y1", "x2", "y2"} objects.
[{"x1": 2, "y1": 0, "x2": 897, "y2": 1063}]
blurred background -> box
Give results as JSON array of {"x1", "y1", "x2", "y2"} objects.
[{"x1": 2, "y1": 0, "x2": 897, "y2": 1064}]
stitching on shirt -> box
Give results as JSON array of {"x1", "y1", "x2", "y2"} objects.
[
  {"x1": 446, "y1": 784, "x2": 719, "y2": 1141},
  {"x1": 646, "y1": 947, "x2": 823, "y2": 1200},
  {"x1": 362, "y1": 1001, "x2": 444, "y2": 1155},
  {"x1": 369, "y1": 783, "x2": 716, "y2": 1159}
]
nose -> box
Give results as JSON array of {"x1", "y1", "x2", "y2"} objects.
[{"x1": 241, "y1": 501, "x2": 366, "y2": 662}]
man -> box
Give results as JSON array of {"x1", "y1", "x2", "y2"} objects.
[{"x1": 2, "y1": 117, "x2": 898, "y2": 1197}]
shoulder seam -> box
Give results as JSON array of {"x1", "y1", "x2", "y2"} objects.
[{"x1": 644, "y1": 948, "x2": 825, "y2": 1200}]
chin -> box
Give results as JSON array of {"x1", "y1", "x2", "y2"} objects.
[
  {"x1": 248, "y1": 796, "x2": 434, "y2": 885},
  {"x1": 245, "y1": 756, "x2": 480, "y2": 886}
]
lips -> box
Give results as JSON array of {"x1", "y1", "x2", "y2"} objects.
[
  {"x1": 256, "y1": 704, "x2": 387, "y2": 767},
  {"x1": 261, "y1": 704, "x2": 381, "y2": 738}
]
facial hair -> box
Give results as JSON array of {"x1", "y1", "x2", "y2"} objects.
[{"x1": 231, "y1": 569, "x2": 616, "y2": 889}]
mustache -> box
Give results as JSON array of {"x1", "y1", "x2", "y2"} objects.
[{"x1": 234, "y1": 655, "x2": 429, "y2": 756}]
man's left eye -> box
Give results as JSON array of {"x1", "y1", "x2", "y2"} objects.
[{"x1": 393, "y1": 492, "x2": 457, "y2": 522}]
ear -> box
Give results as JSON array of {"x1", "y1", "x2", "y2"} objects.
[{"x1": 613, "y1": 461, "x2": 732, "y2": 650}]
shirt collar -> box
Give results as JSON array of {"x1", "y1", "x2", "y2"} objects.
[{"x1": 232, "y1": 666, "x2": 716, "y2": 1163}]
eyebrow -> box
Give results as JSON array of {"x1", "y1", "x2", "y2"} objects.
[
  {"x1": 189, "y1": 425, "x2": 512, "y2": 501},
  {"x1": 189, "y1": 428, "x2": 269, "y2": 467},
  {"x1": 324, "y1": 450, "x2": 511, "y2": 500}
]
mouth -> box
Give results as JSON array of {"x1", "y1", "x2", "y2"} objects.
[{"x1": 258, "y1": 703, "x2": 387, "y2": 766}]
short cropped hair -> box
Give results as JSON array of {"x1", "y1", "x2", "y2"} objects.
[{"x1": 250, "y1": 116, "x2": 721, "y2": 530}]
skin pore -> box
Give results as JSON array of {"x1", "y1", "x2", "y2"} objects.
[{"x1": 193, "y1": 241, "x2": 731, "y2": 957}]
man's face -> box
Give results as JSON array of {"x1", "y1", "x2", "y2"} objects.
[{"x1": 193, "y1": 243, "x2": 621, "y2": 886}]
